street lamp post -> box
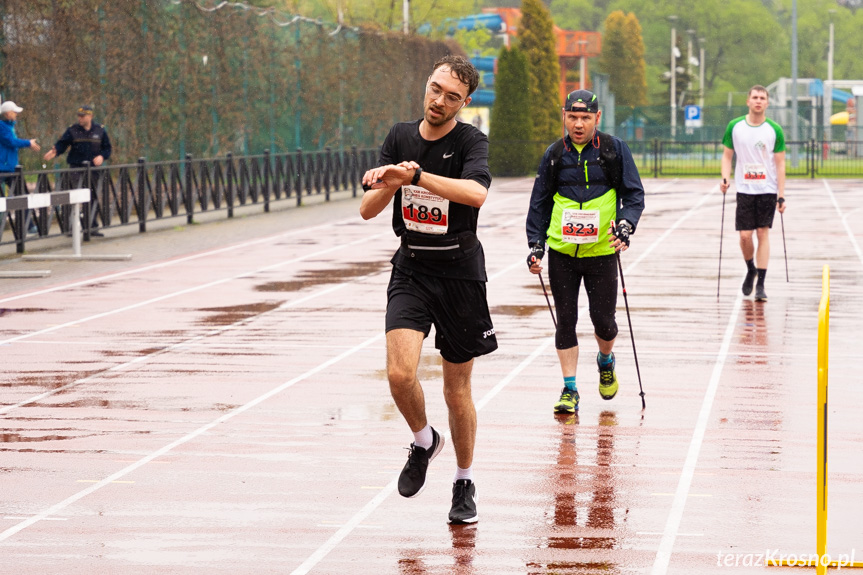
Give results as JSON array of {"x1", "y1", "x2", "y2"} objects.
[
  {"x1": 825, "y1": 9, "x2": 837, "y2": 141},
  {"x1": 669, "y1": 15, "x2": 678, "y2": 138},
  {"x1": 828, "y1": 10, "x2": 835, "y2": 83},
  {"x1": 686, "y1": 29, "x2": 695, "y2": 94},
  {"x1": 698, "y1": 38, "x2": 705, "y2": 109},
  {"x1": 791, "y1": 0, "x2": 798, "y2": 150}
]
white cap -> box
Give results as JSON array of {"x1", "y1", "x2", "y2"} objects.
[{"x1": 0, "y1": 101, "x2": 23, "y2": 114}]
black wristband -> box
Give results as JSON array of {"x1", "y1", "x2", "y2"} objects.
[
  {"x1": 777, "y1": 197, "x2": 785, "y2": 205},
  {"x1": 411, "y1": 167, "x2": 422, "y2": 186}
]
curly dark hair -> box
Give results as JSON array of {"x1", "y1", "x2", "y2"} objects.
[{"x1": 432, "y1": 55, "x2": 480, "y2": 96}]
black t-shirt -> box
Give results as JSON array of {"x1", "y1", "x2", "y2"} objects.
[{"x1": 378, "y1": 119, "x2": 492, "y2": 281}]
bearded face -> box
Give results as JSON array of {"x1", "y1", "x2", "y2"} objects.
[{"x1": 423, "y1": 66, "x2": 469, "y2": 128}]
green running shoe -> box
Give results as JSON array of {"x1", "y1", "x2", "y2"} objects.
[
  {"x1": 597, "y1": 353, "x2": 619, "y2": 400},
  {"x1": 554, "y1": 387, "x2": 580, "y2": 413}
]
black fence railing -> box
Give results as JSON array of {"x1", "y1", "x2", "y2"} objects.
[
  {"x1": 1, "y1": 147, "x2": 380, "y2": 253},
  {"x1": 650, "y1": 139, "x2": 863, "y2": 178},
  {"x1": 3, "y1": 140, "x2": 862, "y2": 253},
  {"x1": 490, "y1": 139, "x2": 863, "y2": 180}
]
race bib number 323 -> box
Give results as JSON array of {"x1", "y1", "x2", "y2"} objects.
[
  {"x1": 401, "y1": 185, "x2": 449, "y2": 235},
  {"x1": 561, "y1": 208, "x2": 600, "y2": 244}
]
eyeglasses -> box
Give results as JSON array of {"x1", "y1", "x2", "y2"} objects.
[{"x1": 426, "y1": 83, "x2": 466, "y2": 107}]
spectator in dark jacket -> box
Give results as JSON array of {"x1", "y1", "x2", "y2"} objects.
[
  {"x1": 43, "y1": 105, "x2": 112, "y2": 235},
  {"x1": 43, "y1": 105, "x2": 111, "y2": 167},
  {"x1": 0, "y1": 100, "x2": 41, "y2": 234}
]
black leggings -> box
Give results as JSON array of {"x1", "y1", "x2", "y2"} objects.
[{"x1": 547, "y1": 249, "x2": 618, "y2": 349}]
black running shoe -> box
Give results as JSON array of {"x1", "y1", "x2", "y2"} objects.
[
  {"x1": 398, "y1": 427, "x2": 444, "y2": 498},
  {"x1": 742, "y1": 268, "x2": 757, "y2": 296},
  {"x1": 448, "y1": 479, "x2": 478, "y2": 524},
  {"x1": 755, "y1": 285, "x2": 767, "y2": 302}
]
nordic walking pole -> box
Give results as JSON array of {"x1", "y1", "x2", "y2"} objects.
[
  {"x1": 613, "y1": 226, "x2": 646, "y2": 409},
  {"x1": 780, "y1": 211, "x2": 789, "y2": 282},
  {"x1": 538, "y1": 273, "x2": 557, "y2": 329},
  {"x1": 718, "y1": 179, "x2": 727, "y2": 300}
]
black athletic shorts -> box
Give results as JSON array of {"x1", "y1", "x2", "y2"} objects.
[
  {"x1": 736, "y1": 193, "x2": 777, "y2": 231},
  {"x1": 548, "y1": 250, "x2": 619, "y2": 349},
  {"x1": 385, "y1": 266, "x2": 497, "y2": 364}
]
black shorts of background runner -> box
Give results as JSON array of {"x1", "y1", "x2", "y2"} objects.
[
  {"x1": 548, "y1": 250, "x2": 619, "y2": 349},
  {"x1": 386, "y1": 266, "x2": 497, "y2": 364},
  {"x1": 735, "y1": 192, "x2": 777, "y2": 231}
]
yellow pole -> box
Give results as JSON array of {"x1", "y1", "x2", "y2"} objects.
[
  {"x1": 769, "y1": 265, "x2": 861, "y2": 569},
  {"x1": 816, "y1": 264, "x2": 829, "y2": 575}
]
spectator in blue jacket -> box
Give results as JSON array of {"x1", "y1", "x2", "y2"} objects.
[
  {"x1": 43, "y1": 104, "x2": 112, "y2": 236},
  {"x1": 1, "y1": 100, "x2": 41, "y2": 235},
  {"x1": 0, "y1": 100, "x2": 41, "y2": 192}
]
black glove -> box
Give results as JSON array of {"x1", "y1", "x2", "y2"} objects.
[
  {"x1": 614, "y1": 219, "x2": 633, "y2": 247},
  {"x1": 526, "y1": 244, "x2": 545, "y2": 269}
]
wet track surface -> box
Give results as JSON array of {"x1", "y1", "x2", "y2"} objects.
[{"x1": 1, "y1": 178, "x2": 862, "y2": 574}]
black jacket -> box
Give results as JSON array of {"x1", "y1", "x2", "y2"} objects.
[{"x1": 53, "y1": 122, "x2": 112, "y2": 167}]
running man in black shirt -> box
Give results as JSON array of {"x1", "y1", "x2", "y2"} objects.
[{"x1": 360, "y1": 55, "x2": 495, "y2": 525}]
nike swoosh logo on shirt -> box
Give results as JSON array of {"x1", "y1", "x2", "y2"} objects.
[{"x1": 443, "y1": 152, "x2": 454, "y2": 158}]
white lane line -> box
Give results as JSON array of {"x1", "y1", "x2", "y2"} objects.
[
  {"x1": 0, "y1": 232, "x2": 389, "y2": 349},
  {"x1": 824, "y1": 179, "x2": 863, "y2": 266},
  {"x1": 289, "y1": 338, "x2": 554, "y2": 575},
  {"x1": 0, "y1": 282, "x2": 349, "y2": 416},
  {"x1": 0, "y1": 331, "x2": 385, "y2": 543},
  {"x1": 2, "y1": 189, "x2": 529, "y2": 306},
  {"x1": 1, "y1": 194, "x2": 528, "y2": 416},
  {"x1": 1, "y1": 188, "x2": 525, "y2": 345},
  {"x1": 3, "y1": 517, "x2": 67, "y2": 521},
  {"x1": 639, "y1": 532, "x2": 703, "y2": 537},
  {"x1": 626, "y1": 183, "x2": 717, "y2": 275},
  {"x1": 650, "y1": 293, "x2": 743, "y2": 575},
  {"x1": 0, "y1": 192, "x2": 536, "y2": 538},
  {"x1": 0, "y1": 215, "x2": 363, "y2": 305}
]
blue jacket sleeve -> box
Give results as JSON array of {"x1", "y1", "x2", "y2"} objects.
[
  {"x1": 615, "y1": 139, "x2": 645, "y2": 231},
  {"x1": 525, "y1": 145, "x2": 556, "y2": 247},
  {"x1": 0, "y1": 124, "x2": 31, "y2": 149},
  {"x1": 100, "y1": 128, "x2": 112, "y2": 161},
  {"x1": 53, "y1": 128, "x2": 73, "y2": 155}
]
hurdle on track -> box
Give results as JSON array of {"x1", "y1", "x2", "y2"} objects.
[
  {"x1": 767, "y1": 266, "x2": 863, "y2": 571},
  {"x1": 14, "y1": 188, "x2": 130, "y2": 263}
]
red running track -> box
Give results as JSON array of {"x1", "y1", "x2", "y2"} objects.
[{"x1": 1, "y1": 178, "x2": 862, "y2": 574}]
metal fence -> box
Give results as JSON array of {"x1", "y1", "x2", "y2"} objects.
[
  {"x1": 490, "y1": 138, "x2": 863, "y2": 179},
  {"x1": 1, "y1": 147, "x2": 379, "y2": 253},
  {"x1": 653, "y1": 140, "x2": 863, "y2": 178},
  {"x1": 4, "y1": 139, "x2": 861, "y2": 253}
]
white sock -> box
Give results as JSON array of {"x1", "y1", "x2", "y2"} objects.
[
  {"x1": 413, "y1": 425, "x2": 433, "y2": 450},
  {"x1": 454, "y1": 466, "x2": 473, "y2": 483}
]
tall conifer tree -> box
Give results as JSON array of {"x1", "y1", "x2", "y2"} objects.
[
  {"x1": 489, "y1": 45, "x2": 534, "y2": 176},
  {"x1": 519, "y1": 0, "x2": 562, "y2": 143}
]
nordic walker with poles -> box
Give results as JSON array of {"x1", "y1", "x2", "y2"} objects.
[
  {"x1": 719, "y1": 85, "x2": 787, "y2": 302},
  {"x1": 525, "y1": 90, "x2": 645, "y2": 414}
]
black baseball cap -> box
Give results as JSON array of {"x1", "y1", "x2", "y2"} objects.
[
  {"x1": 77, "y1": 105, "x2": 94, "y2": 116},
  {"x1": 563, "y1": 90, "x2": 599, "y2": 113}
]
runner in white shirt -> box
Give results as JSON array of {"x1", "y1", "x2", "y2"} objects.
[{"x1": 719, "y1": 85, "x2": 787, "y2": 302}]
